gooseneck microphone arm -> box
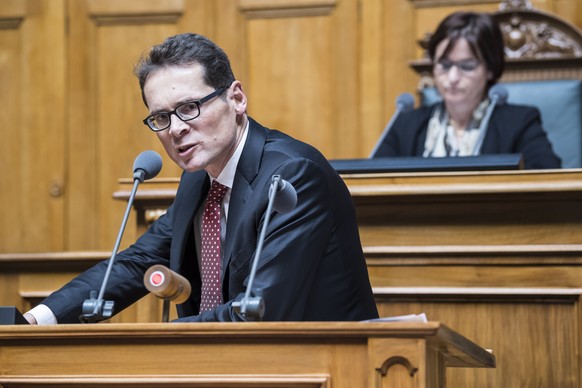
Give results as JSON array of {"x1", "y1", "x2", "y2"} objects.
[
  {"x1": 472, "y1": 85, "x2": 509, "y2": 156},
  {"x1": 369, "y1": 92, "x2": 415, "y2": 157},
  {"x1": 79, "y1": 179, "x2": 140, "y2": 323},
  {"x1": 238, "y1": 176, "x2": 280, "y2": 319},
  {"x1": 232, "y1": 174, "x2": 297, "y2": 321},
  {"x1": 80, "y1": 150, "x2": 162, "y2": 323}
]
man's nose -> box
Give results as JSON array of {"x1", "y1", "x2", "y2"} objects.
[{"x1": 167, "y1": 113, "x2": 189, "y2": 135}]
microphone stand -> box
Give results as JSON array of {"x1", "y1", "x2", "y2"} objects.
[
  {"x1": 233, "y1": 175, "x2": 283, "y2": 320},
  {"x1": 161, "y1": 299, "x2": 171, "y2": 323},
  {"x1": 369, "y1": 105, "x2": 404, "y2": 157},
  {"x1": 79, "y1": 177, "x2": 141, "y2": 323},
  {"x1": 369, "y1": 93, "x2": 414, "y2": 157}
]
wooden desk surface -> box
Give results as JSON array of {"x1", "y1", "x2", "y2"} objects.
[{"x1": 114, "y1": 168, "x2": 582, "y2": 245}]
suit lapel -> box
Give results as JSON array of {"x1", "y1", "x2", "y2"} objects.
[{"x1": 223, "y1": 118, "x2": 267, "y2": 266}]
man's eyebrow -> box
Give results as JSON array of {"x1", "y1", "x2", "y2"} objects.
[{"x1": 150, "y1": 98, "x2": 196, "y2": 114}]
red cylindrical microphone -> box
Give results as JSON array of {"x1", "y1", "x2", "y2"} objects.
[{"x1": 144, "y1": 265, "x2": 191, "y2": 304}]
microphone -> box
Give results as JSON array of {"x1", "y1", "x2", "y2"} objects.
[
  {"x1": 133, "y1": 150, "x2": 163, "y2": 182},
  {"x1": 144, "y1": 265, "x2": 192, "y2": 322},
  {"x1": 79, "y1": 150, "x2": 163, "y2": 323},
  {"x1": 472, "y1": 84, "x2": 510, "y2": 155},
  {"x1": 232, "y1": 175, "x2": 297, "y2": 321},
  {"x1": 273, "y1": 178, "x2": 297, "y2": 213},
  {"x1": 145, "y1": 265, "x2": 191, "y2": 303},
  {"x1": 369, "y1": 92, "x2": 415, "y2": 157}
]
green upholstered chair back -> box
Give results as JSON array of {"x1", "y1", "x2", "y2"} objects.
[{"x1": 421, "y1": 80, "x2": 582, "y2": 168}]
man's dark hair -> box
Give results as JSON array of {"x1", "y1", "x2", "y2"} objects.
[
  {"x1": 134, "y1": 33, "x2": 235, "y2": 106},
  {"x1": 428, "y1": 12, "x2": 505, "y2": 90}
]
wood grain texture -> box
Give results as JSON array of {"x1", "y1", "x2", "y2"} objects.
[
  {"x1": 2, "y1": 0, "x2": 582, "y2": 253},
  {"x1": 0, "y1": 0, "x2": 66, "y2": 252},
  {"x1": 375, "y1": 289, "x2": 581, "y2": 388},
  {"x1": 0, "y1": 322, "x2": 493, "y2": 388},
  {"x1": 107, "y1": 170, "x2": 582, "y2": 386}
]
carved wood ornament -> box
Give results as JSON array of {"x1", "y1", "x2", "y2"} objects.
[
  {"x1": 409, "y1": 0, "x2": 582, "y2": 89},
  {"x1": 375, "y1": 356, "x2": 419, "y2": 386},
  {"x1": 496, "y1": 0, "x2": 582, "y2": 59}
]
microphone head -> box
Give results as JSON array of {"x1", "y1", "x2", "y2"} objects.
[
  {"x1": 273, "y1": 179, "x2": 297, "y2": 214},
  {"x1": 488, "y1": 84, "x2": 508, "y2": 106},
  {"x1": 133, "y1": 150, "x2": 163, "y2": 182},
  {"x1": 396, "y1": 93, "x2": 415, "y2": 112}
]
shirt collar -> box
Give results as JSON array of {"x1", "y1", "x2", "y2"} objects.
[{"x1": 209, "y1": 119, "x2": 249, "y2": 188}]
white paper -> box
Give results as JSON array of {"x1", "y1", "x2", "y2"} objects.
[{"x1": 362, "y1": 312, "x2": 428, "y2": 323}]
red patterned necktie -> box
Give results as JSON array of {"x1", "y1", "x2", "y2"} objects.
[{"x1": 199, "y1": 180, "x2": 228, "y2": 313}]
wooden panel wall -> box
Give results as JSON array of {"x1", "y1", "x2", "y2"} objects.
[
  {"x1": 0, "y1": 0, "x2": 66, "y2": 252},
  {"x1": 1, "y1": 0, "x2": 582, "y2": 252},
  {"x1": 0, "y1": 251, "x2": 578, "y2": 386},
  {"x1": 375, "y1": 288, "x2": 582, "y2": 388},
  {"x1": 67, "y1": 0, "x2": 187, "y2": 250},
  {"x1": 0, "y1": 251, "x2": 174, "y2": 323}
]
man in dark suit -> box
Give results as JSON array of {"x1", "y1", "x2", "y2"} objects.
[{"x1": 25, "y1": 33, "x2": 378, "y2": 323}]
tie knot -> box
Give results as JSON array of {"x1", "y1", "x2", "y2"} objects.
[{"x1": 208, "y1": 180, "x2": 228, "y2": 204}]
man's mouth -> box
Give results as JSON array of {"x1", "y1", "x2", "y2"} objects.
[{"x1": 177, "y1": 144, "x2": 195, "y2": 154}]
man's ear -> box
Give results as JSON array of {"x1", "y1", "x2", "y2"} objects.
[{"x1": 231, "y1": 80, "x2": 247, "y2": 115}]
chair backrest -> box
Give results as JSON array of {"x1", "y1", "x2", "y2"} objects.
[
  {"x1": 421, "y1": 80, "x2": 582, "y2": 168},
  {"x1": 409, "y1": 1, "x2": 582, "y2": 168}
]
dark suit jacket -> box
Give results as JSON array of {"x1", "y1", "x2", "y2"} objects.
[
  {"x1": 43, "y1": 118, "x2": 379, "y2": 323},
  {"x1": 372, "y1": 103, "x2": 561, "y2": 169}
]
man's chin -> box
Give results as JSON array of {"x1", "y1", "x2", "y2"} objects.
[
  {"x1": 176, "y1": 158, "x2": 205, "y2": 173},
  {"x1": 182, "y1": 165, "x2": 205, "y2": 173}
]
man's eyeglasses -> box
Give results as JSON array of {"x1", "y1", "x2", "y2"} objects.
[
  {"x1": 433, "y1": 59, "x2": 481, "y2": 74},
  {"x1": 143, "y1": 87, "x2": 227, "y2": 132}
]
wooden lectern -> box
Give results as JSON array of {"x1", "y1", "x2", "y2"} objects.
[
  {"x1": 0, "y1": 322, "x2": 493, "y2": 387},
  {"x1": 108, "y1": 169, "x2": 582, "y2": 386}
]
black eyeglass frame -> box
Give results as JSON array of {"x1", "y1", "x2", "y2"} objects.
[
  {"x1": 433, "y1": 58, "x2": 482, "y2": 74},
  {"x1": 142, "y1": 87, "x2": 227, "y2": 132}
]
